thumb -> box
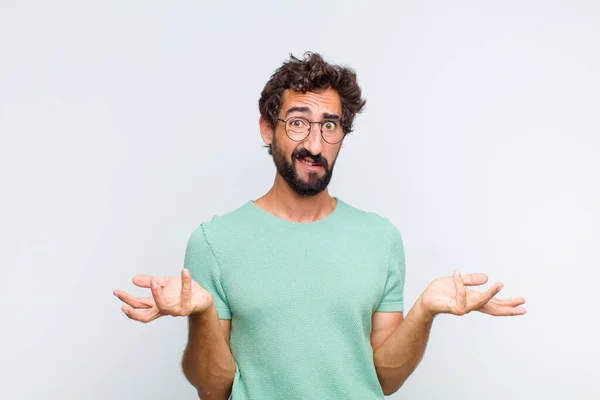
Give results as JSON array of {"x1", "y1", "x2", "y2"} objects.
[
  {"x1": 453, "y1": 270, "x2": 467, "y2": 315},
  {"x1": 180, "y1": 268, "x2": 194, "y2": 312},
  {"x1": 151, "y1": 278, "x2": 168, "y2": 312}
]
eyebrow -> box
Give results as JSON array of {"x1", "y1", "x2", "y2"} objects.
[
  {"x1": 322, "y1": 113, "x2": 340, "y2": 121},
  {"x1": 285, "y1": 106, "x2": 310, "y2": 116},
  {"x1": 285, "y1": 107, "x2": 341, "y2": 121}
]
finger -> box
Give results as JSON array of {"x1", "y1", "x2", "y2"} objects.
[
  {"x1": 489, "y1": 297, "x2": 526, "y2": 307},
  {"x1": 122, "y1": 304, "x2": 161, "y2": 323},
  {"x1": 480, "y1": 302, "x2": 527, "y2": 316},
  {"x1": 477, "y1": 281, "x2": 504, "y2": 308},
  {"x1": 460, "y1": 273, "x2": 489, "y2": 287},
  {"x1": 180, "y1": 268, "x2": 193, "y2": 312},
  {"x1": 132, "y1": 275, "x2": 169, "y2": 289},
  {"x1": 113, "y1": 290, "x2": 154, "y2": 309},
  {"x1": 150, "y1": 279, "x2": 170, "y2": 313},
  {"x1": 453, "y1": 270, "x2": 467, "y2": 314}
]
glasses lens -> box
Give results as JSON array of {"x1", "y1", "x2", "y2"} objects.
[
  {"x1": 286, "y1": 117, "x2": 309, "y2": 140},
  {"x1": 322, "y1": 122, "x2": 344, "y2": 144}
]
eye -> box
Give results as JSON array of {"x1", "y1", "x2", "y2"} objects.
[
  {"x1": 289, "y1": 118, "x2": 307, "y2": 129},
  {"x1": 323, "y1": 121, "x2": 337, "y2": 131}
]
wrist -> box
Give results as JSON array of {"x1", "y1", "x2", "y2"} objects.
[
  {"x1": 189, "y1": 296, "x2": 215, "y2": 317},
  {"x1": 414, "y1": 295, "x2": 437, "y2": 323}
]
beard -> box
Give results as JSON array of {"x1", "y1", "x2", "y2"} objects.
[{"x1": 270, "y1": 134, "x2": 337, "y2": 196}]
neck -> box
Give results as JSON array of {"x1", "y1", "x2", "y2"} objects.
[{"x1": 253, "y1": 174, "x2": 337, "y2": 223}]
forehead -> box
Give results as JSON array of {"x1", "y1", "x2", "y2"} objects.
[{"x1": 281, "y1": 87, "x2": 342, "y2": 115}]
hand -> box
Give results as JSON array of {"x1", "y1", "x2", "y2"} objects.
[
  {"x1": 113, "y1": 268, "x2": 213, "y2": 323},
  {"x1": 419, "y1": 270, "x2": 526, "y2": 318}
]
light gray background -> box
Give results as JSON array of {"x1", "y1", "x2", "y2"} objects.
[{"x1": 1, "y1": 1, "x2": 598, "y2": 399}]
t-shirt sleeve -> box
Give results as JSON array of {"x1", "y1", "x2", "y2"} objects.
[
  {"x1": 376, "y1": 224, "x2": 406, "y2": 312},
  {"x1": 184, "y1": 224, "x2": 232, "y2": 319}
]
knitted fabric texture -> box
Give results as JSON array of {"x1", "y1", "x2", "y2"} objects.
[{"x1": 184, "y1": 197, "x2": 406, "y2": 400}]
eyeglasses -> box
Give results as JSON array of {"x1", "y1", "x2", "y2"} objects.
[{"x1": 278, "y1": 117, "x2": 346, "y2": 144}]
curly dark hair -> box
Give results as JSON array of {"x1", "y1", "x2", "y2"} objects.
[{"x1": 258, "y1": 52, "x2": 367, "y2": 137}]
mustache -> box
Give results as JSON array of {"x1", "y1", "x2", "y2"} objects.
[{"x1": 292, "y1": 148, "x2": 328, "y2": 169}]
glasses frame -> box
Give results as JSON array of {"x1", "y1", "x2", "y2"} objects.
[{"x1": 278, "y1": 117, "x2": 346, "y2": 145}]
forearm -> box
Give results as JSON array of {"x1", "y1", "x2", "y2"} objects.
[
  {"x1": 373, "y1": 297, "x2": 435, "y2": 395},
  {"x1": 182, "y1": 301, "x2": 236, "y2": 400}
]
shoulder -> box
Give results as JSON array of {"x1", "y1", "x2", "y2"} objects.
[
  {"x1": 338, "y1": 198, "x2": 401, "y2": 238},
  {"x1": 188, "y1": 201, "x2": 254, "y2": 244}
]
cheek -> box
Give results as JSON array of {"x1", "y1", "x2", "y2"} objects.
[
  {"x1": 274, "y1": 131, "x2": 296, "y2": 159},
  {"x1": 326, "y1": 146, "x2": 342, "y2": 162},
  {"x1": 289, "y1": 144, "x2": 304, "y2": 159}
]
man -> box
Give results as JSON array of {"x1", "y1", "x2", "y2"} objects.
[{"x1": 113, "y1": 52, "x2": 526, "y2": 400}]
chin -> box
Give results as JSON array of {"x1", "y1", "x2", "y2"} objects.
[
  {"x1": 296, "y1": 165, "x2": 323, "y2": 176},
  {"x1": 292, "y1": 187, "x2": 325, "y2": 196}
]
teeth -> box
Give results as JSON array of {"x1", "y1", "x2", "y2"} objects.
[{"x1": 298, "y1": 157, "x2": 322, "y2": 167}]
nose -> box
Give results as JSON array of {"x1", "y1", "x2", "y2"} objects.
[{"x1": 303, "y1": 123, "x2": 324, "y2": 155}]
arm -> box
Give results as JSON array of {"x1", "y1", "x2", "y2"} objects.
[
  {"x1": 113, "y1": 268, "x2": 238, "y2": 400},
  {"x1": 373, "y1": 270, "x2": 526, "y2": 396},
  {"x1": 182, "y1": 301, "x2": 236, "y2": 400},
  {"x1": 181, "y1": 224, "x2": 237, "y2": 398},
  {"x1": 373, "y1": 298, "x2": 434, "y2": 395}
]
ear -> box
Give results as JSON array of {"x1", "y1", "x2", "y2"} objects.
[{"x1": 259, "y1": 116, "x2": 274, "y2": 146}]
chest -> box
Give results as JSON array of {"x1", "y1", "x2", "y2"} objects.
[{"x1": 220, "y1": 236, "x2": 389, "y2": 325}]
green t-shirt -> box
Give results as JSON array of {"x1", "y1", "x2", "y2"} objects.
[{"x1": 184, "y1": 197, "x2": 406, "y2": 400}]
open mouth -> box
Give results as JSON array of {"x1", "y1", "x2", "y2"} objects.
[
  {"x1": 296, "y1": 156, "x2": 324, "y2": 170},
  {"x1": 299, "y1": 158, "x2": 319, "y2": 167}
]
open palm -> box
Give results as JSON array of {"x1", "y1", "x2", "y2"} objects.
[
  {"x1": 420, "y1": 270, "x2": 526, "y2": 317},
  {"x1": 113, "y1": 268, "x2": 213, "y2": 323}
]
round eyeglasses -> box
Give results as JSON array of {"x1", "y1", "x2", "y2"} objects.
[{"x1": 278, "y1": 117, "x2": 346, "y2": 144}]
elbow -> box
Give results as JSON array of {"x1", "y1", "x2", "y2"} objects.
[
  {"x1": 180, "y1": 353, "x2": 206, "y2": 392},
  {"x1": 382, "y1": 384, "x2": 401, "y2": 396},
  {"x1": 181, "y1": 353, "x2": 235, "y2": 399},
  {"x1": 182, "y1": 369, "x2": 233, "y2": 400},
  {"x1": 197, "y1": 385, "x2": 233, "y2": 400},
  {"x1": 377, "y1": 370, "x2": 406, "y2": 396},
  {"x1": 181, "y1": 351, "x2": 198, "y2": 388}
]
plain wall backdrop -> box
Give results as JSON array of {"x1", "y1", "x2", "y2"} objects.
[{"x1": 1, "y1": 1, "x2": 598, "y2": 399}]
